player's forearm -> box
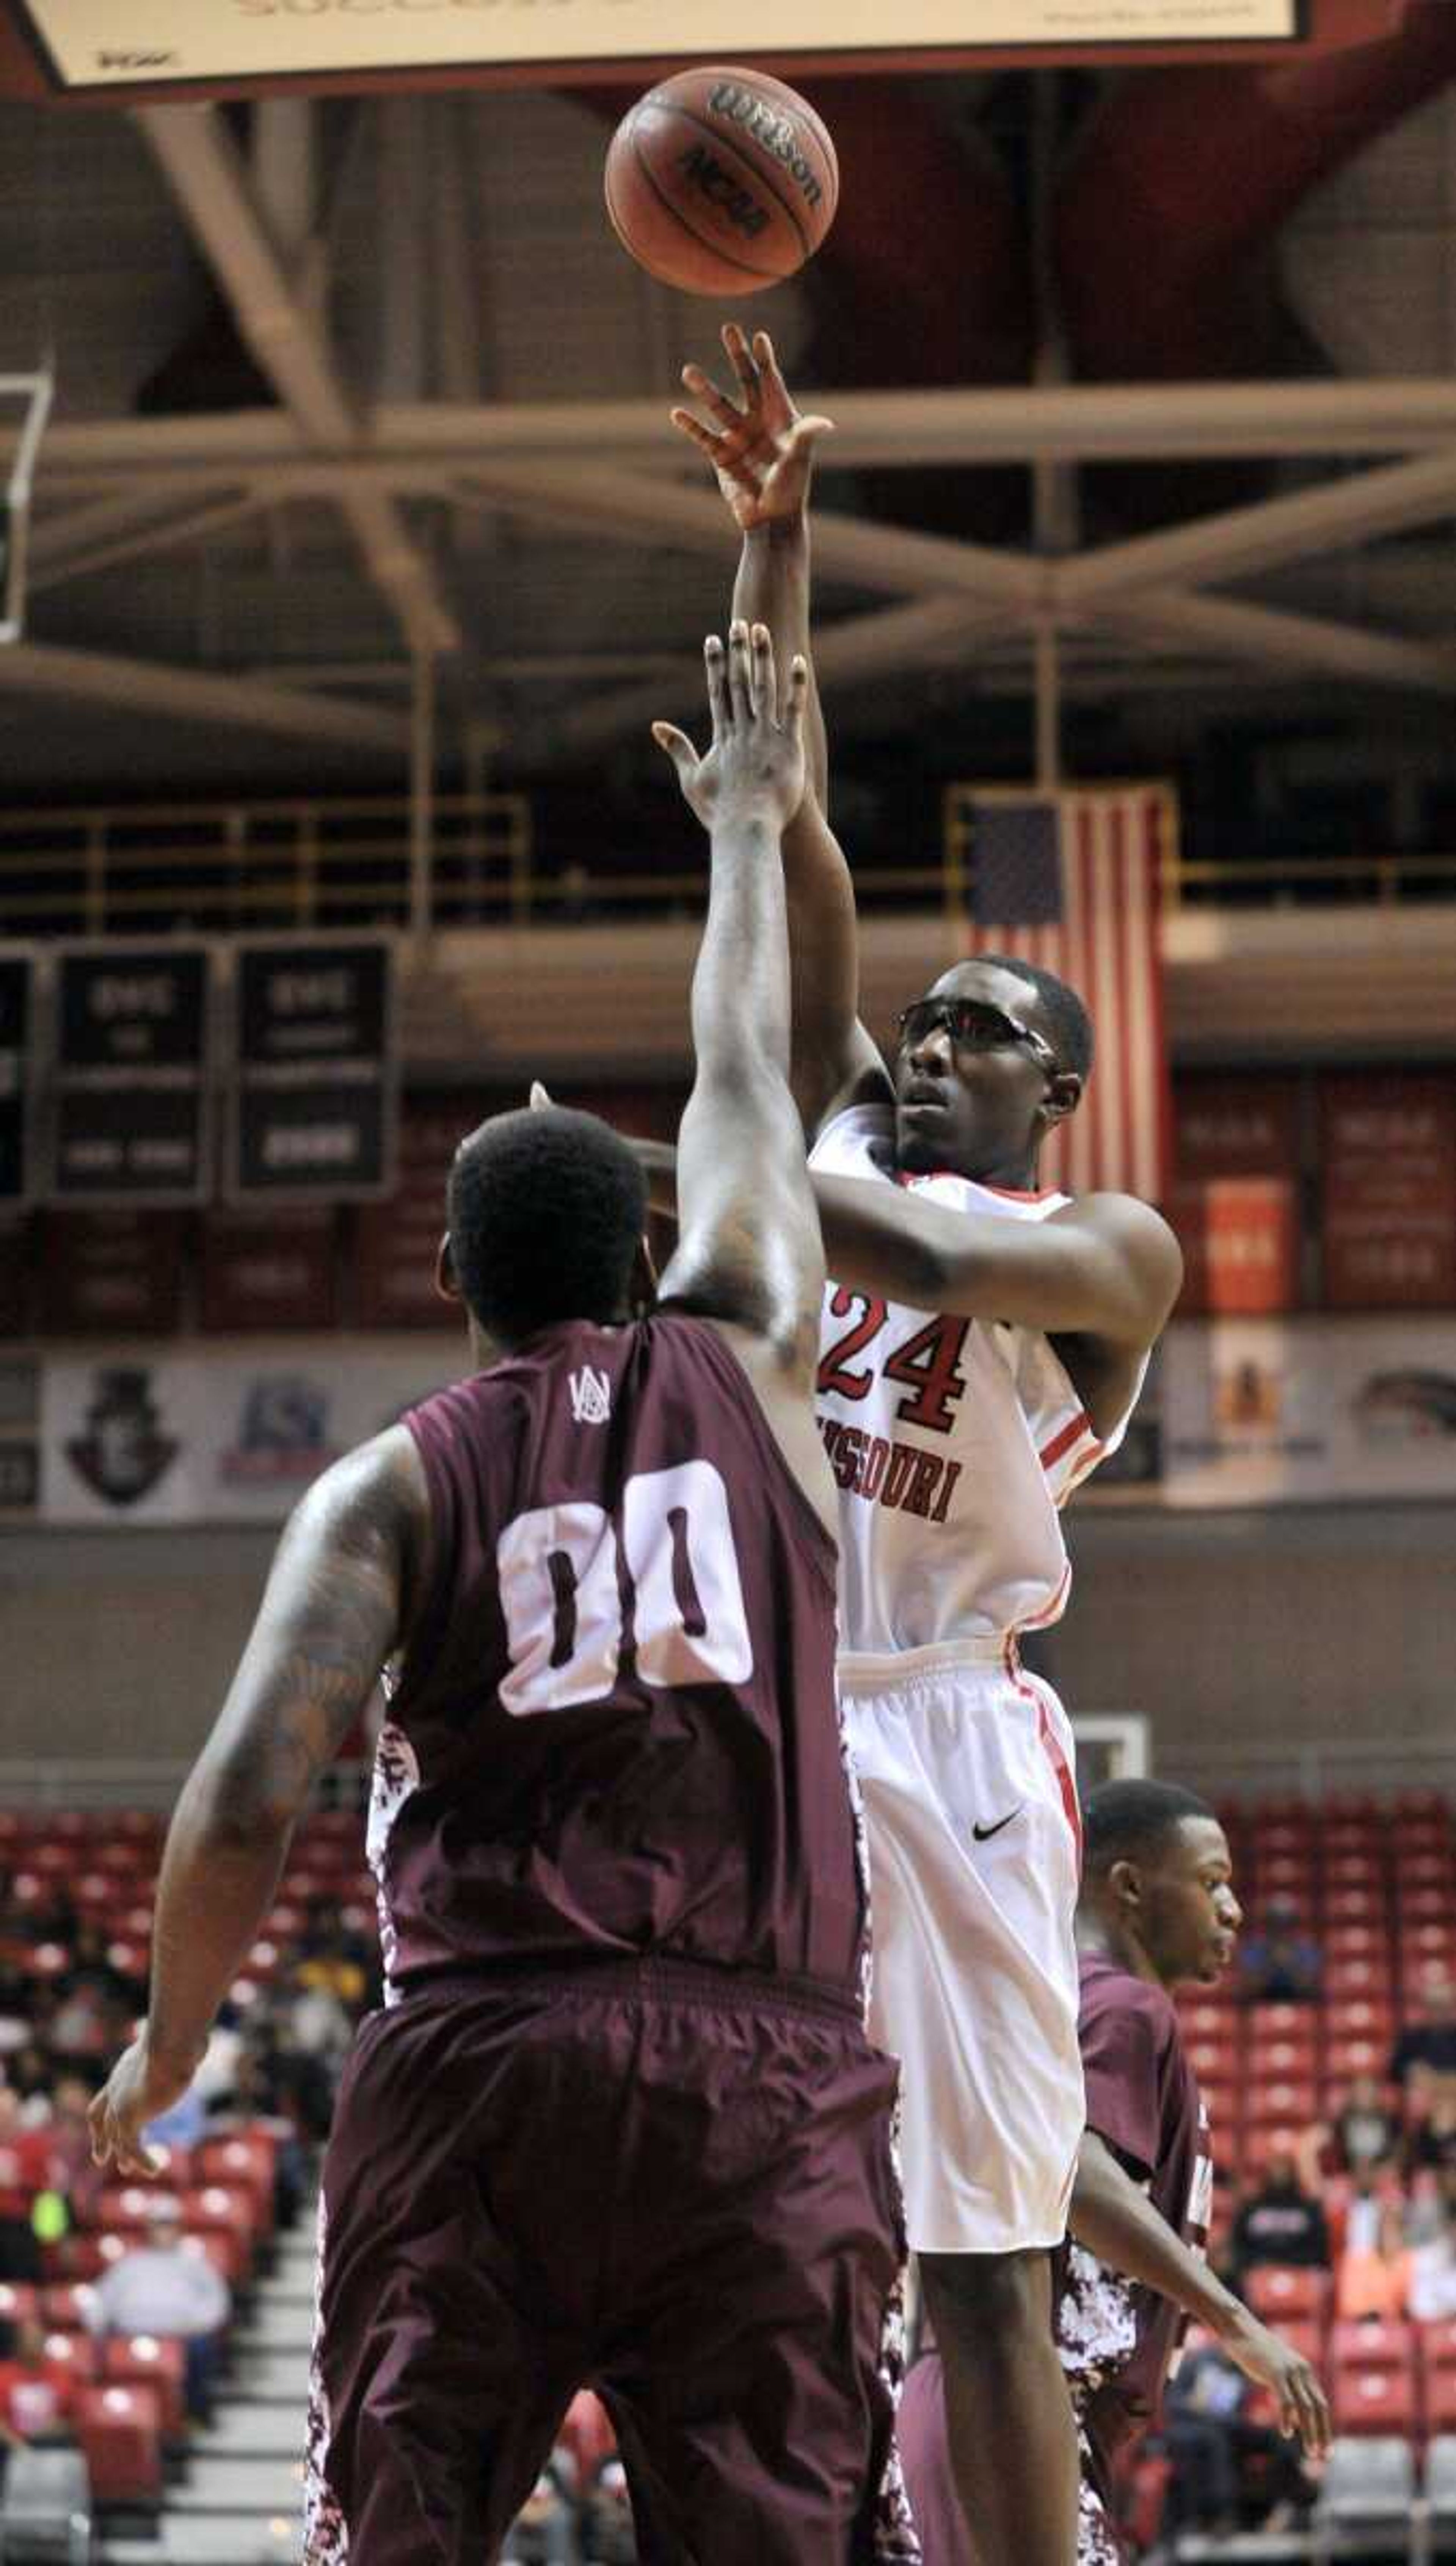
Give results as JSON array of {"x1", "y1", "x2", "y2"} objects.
[
  {"x1": 732, "y1": 523, "x2": 827, "y2": 804},
  {"x1": 1071, "y1": 2133, "x2": 1244, "y2": 2340},
  {"x1": 692, "y1": 810, "x2": 792, "y2": 1080},
  {"x1": 143, "y1": 1756, "x2": 295, "y2": 2078}
]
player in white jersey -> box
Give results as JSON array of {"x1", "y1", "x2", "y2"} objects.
[{"x1": 673, "y1": 325, "x2": 1184, "y2": 2566}]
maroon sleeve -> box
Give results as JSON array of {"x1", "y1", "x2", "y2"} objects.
[{"x1": 1079, "y1": 1973, "x2": 1174, "y2": 2182}]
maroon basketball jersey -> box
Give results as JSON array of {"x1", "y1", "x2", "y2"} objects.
[
  {"x1": 367, "y1": 1314, "x2": 866, "y2": 2000},
  {"x1": 1054, "y1": 1952, "x2": 1213, "y2": 2483}
]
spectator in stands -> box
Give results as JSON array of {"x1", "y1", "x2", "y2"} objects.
[
  {"x1": 1296, "y1": 2073, "x2": 1400, "y2": 2194},
  {"x1": 1162, "y1": 2326, "x2": 1312, "y2": 2540},
  {"x1": 1392, "y1": 1971, "x2": 1456, "y2": 2103},
  {"x1": 1231, "y1": 2150, "x2": 1330, "y2": 2285},
  {"x1": 502, "y1": 2461, "x2": 576, "y2": 2565},
  {"x1": 0, "y1": 2088, "x2": 49, "y2": 2284},
  {"x1": 1407, "y1": 2084, "x2": 1456, "y2": 2177},
  {"x1": 58, "y1": 1924, "x2": 145, "y2": 2017},
  {"x1": 94, "y1": 2207, "x2": 231, "y2": 2425},
  {"x1": 5, "y1": 2044, "x2": 54, "y2": 2119},
  {"x1": 1335, "y1": 2197, "x2": 1411, "y2": 2323},
  {"x1": 1236, "y1": 1896, "x2": 1321, "y2": 2004},
  {"x1": 0, "y1": 2314, "x2": 75, "y2": 2476}
]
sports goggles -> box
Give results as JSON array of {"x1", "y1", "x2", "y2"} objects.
[{"x1": 893, "y1": 996, "x2": 1058, "y2": 1074}]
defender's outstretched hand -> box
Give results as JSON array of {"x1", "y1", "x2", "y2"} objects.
[
  {"x1": 672, "y1": 324, "x2": 833, "y2": 532},
  {"x1": 654, "y1": 622, "x2": 807, "y2": 831}
]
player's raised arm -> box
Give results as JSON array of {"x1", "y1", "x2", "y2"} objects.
[
  {"x1": 673, "y1": 325, "x2": 887, "y2": 1139},
  {"x1": 650, "y1": 621, "x2": 824, "y2": 1396},
  {"x1": 88, "y1": 1431, "x2": 427, "y2": 2175}
]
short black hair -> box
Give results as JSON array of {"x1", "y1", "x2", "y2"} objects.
[
  {"x1": 446, "y1": 1106, "x2": 647, "y2": 1343},
  {"x1": 1083, "y1": 1779, "x2": 1216, "y2": 1877},
  {"x1": 976, "y1": 954, "x2": 1095, "y2": 1080}
]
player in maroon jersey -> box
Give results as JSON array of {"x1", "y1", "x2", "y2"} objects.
[
  {"x1": 897, "y1": 1780, "x2": 1329, "y2": 2564},
  {"x1": 88, "y1": 624, "x2": 915, "y2": 2566}
]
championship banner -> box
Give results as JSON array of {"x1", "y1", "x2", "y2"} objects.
[
  {"x1": 48, "y1": 945, "x2": 212, "y2": 1206},
  {"x1": 1163, "y1": 1316, "x2": 1456, "y2": 1508},
  {"x1": 0, "y1": 1358, "x2": 39, "y2": 1521},
  {"x1": 40, "y1": 1346, "x2": 461, "y2": 1526},
  {"x1": 1320, "y1": 1071, "x2": 1456, "y2": 1310},
  {"x1": 0, "y1": 954, "x2": 35, "y2": 1208},
  {"x1": 229, "y1": 939, "x2": 397, "y2": 1205},
  {"x1": 957, "y1": 788, "x2": 1171, "y2": 1203},
  {"x1": 41, "y1": 1211, "x2": 188, "y2": 1336},
  {"x1": 1174, "y1": 1072, "x2": 1302, "y2": 1181},
  {"x1": 1168, "y1": 1178, "x2": 1300, "y2": 1317},
  {"x1": 200, "y1": 1209, "x2": 340, "y2": 1333}
]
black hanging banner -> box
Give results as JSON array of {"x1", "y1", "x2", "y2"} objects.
[
  {"x1": 49, "y1": 945, "x2": 211, "y2": 1203},
  {"x1": 0, "y1": 954, "x2": 33, "y2": 1207},
  {"x1": 230, "y1": 939, "x2": 397, "y2": 1202}
]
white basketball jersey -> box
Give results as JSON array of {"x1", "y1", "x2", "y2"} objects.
[{"x1": 810, "y1": 1102, "x2": 1145, "y2": 1655}]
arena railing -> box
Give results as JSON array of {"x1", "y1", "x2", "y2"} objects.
[
  {"x1": 2, "y1": 794, "x2": 1455, "y2": 936},
  {"x1": 0, "y1": 1759, "x2": 372, "y2": 1815}
]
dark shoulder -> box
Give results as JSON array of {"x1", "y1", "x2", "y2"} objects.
[
  {"x1": 288, "y1": 1425, "x2": 431, "y2": 1627},
  {"x1": 1080, "y1": 1955, "x2": 1181, "y2": 2056}
]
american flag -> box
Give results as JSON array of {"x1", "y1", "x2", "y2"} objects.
[{"x1": 959, "y1": 787, "x2": 1172, "y2": 1202}]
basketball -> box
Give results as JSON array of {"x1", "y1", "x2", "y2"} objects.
[{"x1": 603, "y1": 66, "x2": 838, "y2": 297}]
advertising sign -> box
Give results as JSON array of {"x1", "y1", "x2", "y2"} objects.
[
  {"x1": 40, "y1": 1347, "x2": 458, "y2": 1525},
  {"x1": 1163, "y1": 1317, "x2": 1456, "y2": 1508}
]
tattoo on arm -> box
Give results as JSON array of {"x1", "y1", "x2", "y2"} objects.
[{"x1": 208, "y1": 1432, "x2": 426, "y2": 1832}]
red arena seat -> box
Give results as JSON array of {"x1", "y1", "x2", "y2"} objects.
[
  {"x1": 39, "y1": 2283, "x2": 102, "y2": 2333},
  {"x1": 73, "y1": 2382, "x2": 165, "y2": 2507},
  {"x1": 1332, "y1": 2364, "x2": 1418, "y2": 2435},
  {"x1": 0, "y1": 2282, "x2": 40, "y2": 2327},
  {"x1": 1244, "y1": 2077, "x2": 1320, "y2": 2128},
  {"x1": 1331, "y1": 2319, "x2": 1415, "y2": 2374},
  {"x1": 1244, "y1": 2266, "x2": 1332, "y2": 2324},
  {"x1": 102, "y1": 2334, "x2": 187, "y2": 2440},
  {"x1": 41, "y1": 2330, "x2": 99, "y2": 2386}
]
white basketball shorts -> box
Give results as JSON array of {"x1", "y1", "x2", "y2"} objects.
[{"x1": 839, "y1": 1634, "x2": 1084, "y2": 2257}]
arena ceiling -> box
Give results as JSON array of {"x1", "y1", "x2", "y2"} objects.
[{"x1": 3, "y1": 15, "x2": 1456, "y2": 800}]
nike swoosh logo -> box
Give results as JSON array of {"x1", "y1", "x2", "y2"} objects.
[{"x1": 972, "y1": 1808, "x2": 1023, "y2": 1842}]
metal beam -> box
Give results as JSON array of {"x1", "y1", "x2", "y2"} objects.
[
  {"x1": 454, "y1": 465, "x2": 1043, "y2": 608},
  {"x1": 29, "y1": 492, "x2": 267, "y2": 597},
  {"x1": 0, "y1": 643, "x2": 412, "y2": 750},
  {"x1": 1058, "y1": 446, "x2": 1456, "y2": 608},
  {"x1": 135, "y1": 104, "x2": 457, "y2": 656},
  {"x1": 36, "y1": 374, "x2": 1456, "y2": 490},
  {"x1": 535, "y1": 597, "x2": 1020, "y2": 760},
  {"x1": 1087, "y1": 590, "x2": 1456, "y2": 695}
]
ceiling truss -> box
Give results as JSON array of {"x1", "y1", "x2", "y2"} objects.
[{"x1": 9, "y1": 87, "x2": 1456, "y2": 764}]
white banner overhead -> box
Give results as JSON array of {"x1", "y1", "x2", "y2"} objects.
[{"x1": 21, "y1": 0, "x2": 1299, "y2": 87}]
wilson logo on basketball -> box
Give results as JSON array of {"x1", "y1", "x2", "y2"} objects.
[
  {"x1": 675, "y1": 147, "x2": 770, "y2": 242},
  {"x1": 708, "y1": 84, "x2": 827, "y2": 210}
]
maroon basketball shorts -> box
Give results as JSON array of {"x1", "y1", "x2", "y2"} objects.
[
  {"x1": 899, "y1": 2351, "x2": 1125, "y2": 2566},
  {"x1": 304, "y1": 1961, "x2": 912, "y2": 2566}
]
